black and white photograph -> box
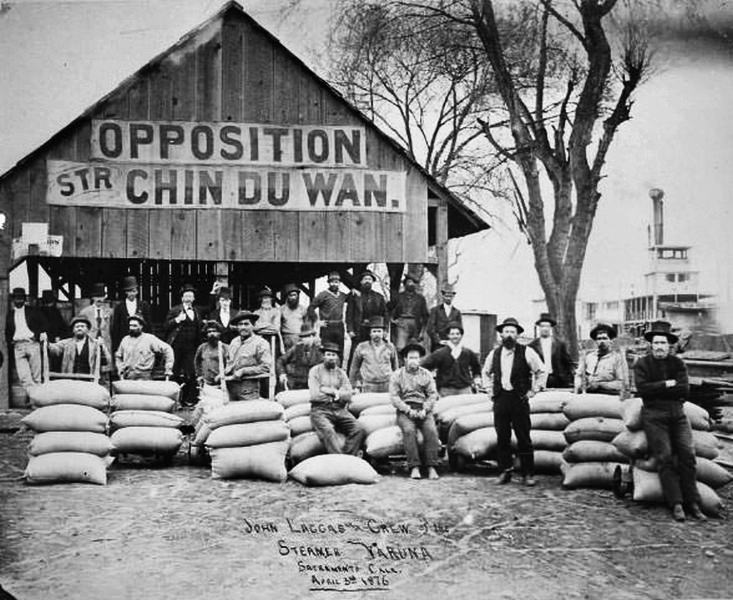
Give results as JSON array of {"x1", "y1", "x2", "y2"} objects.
[{"x1": 0, "y1": 0, "x2": 732, "y2": 598}]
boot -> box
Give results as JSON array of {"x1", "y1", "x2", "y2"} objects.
[
  {"x1": 494, "y1": 469, "x2": 512, "y2": 485},
  {"x1": 672, "y1": 504, "x2": 685, "y2": 522},
  {"x1": 688, "y1": 504, "x2": 707, "y2": 521},
  {"x1": 410, "y1": 467, "x2": 422, "y2": 479},
  {"x1": 427, "y1": 466, "x2": 439, "y2": 480}
]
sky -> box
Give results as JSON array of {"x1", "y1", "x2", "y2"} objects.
[{"x1": 1, "y1": 0, "x2": 732, "y2": 330}]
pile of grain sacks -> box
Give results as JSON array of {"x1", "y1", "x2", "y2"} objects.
[
  {"x1": 448, "y1": 391, "x2": 568, "y2": 473},
  {"x1": 358, "y1": 393, "x2": 413, "y2": 461},
  {"x1": 22, "y1": 381, "x2": 113, "y2": 485},
  {"x1": 109, "y1": 380, "x2": 183, "y2": 460},
  {"x1": 560, "y1": 394, "x2": 628, "y2": 489},
  {"x1": 194, "y1": 400, "x2": 289, "y2": 481},
  {"x1": 612, "y1": 398, "x2": 729, "y2": 516}
]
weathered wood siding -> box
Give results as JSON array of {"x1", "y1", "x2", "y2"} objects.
[{"x1": 0, "y1": 11, "x2": 428, "y2": 264}]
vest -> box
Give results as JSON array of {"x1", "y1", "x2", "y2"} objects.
[
  {"x1": 492, "y1": 344, "x2": 531, "y2": 397},
  {"x1": 74, "y1": 339, "x2": 91, "y2": 375}
]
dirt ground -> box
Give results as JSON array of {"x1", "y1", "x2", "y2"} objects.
[{"x1": 1, "y1": 410, "x2": 732, "y2": 600}]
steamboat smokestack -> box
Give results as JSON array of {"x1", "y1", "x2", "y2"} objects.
[{"x1": 649, "y1": 188, "x2": 664, "y2": 246}]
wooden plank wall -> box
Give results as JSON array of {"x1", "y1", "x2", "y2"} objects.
[{"x1": 5, "y1": 10, "x2": 429, "y2": 265}]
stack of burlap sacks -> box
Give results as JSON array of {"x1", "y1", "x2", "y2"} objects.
[
  {"x1": 448, "y1": 391, "x2": 569, "y2": 473},
  {"x1": 560, "y1": 394, "x2": 628, "y2": 488},
  {"x1": 109, "y1": 380, "x2": 183, "y2": 459},
  {"x1": 22, "y1": 381, "x2": 113, "y2": 485},
  {"x1": 193, "y1": 399, "x2": 289, "y2": 481},
  {"x1": 612, "y1": 398, "x2": 730, "y2": 516}
]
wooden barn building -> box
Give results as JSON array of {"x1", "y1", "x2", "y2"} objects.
[{"x1": 0, "y1": 1, "x2": 488, "y2": 406}]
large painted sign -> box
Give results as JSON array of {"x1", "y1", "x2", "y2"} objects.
[{"x1": 45, "y1": 120, "x2": 407, "y2": 212}]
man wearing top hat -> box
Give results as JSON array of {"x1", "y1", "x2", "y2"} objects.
[
  {"x1": 575, "y1": 323, "x2": 628, "y2": 395},
  {"x1": 206, "y1": 284, "x2": 238, "y2": 344},
  {"x1": 308, "y1": 341, "x2": 365, "y2": 456},
  {"x1": 633, "y1": 320, "x2": 705, "y2": 521},
  {"x1": 390, "y1": 340, "x2": 441, "y2": 480},
  {"x1": 426, "y1": 283, "x2": 463, "y2": 352},
  {"x1": 308, "y1": 271, "x2": 349, "y2": 358},
  {"x1": 194, "y1": 320, "x2": 229, "y2": 388},
  {"x1": 164, "y1": 283, "x2": 204, "y2": 406},
  {"x1": 116, "y1": 315, "x2": 174, "y2": 381},
  {"x1": 388, "y1": 273, "x2": 429, "y2": 355},
  {"x1": 48, "y1": 316, "x2": 111, "y2": 376},
  {"x1": 5, "y1": 287, "x2": 48, "y2": 390},
  {"x1": 276, "y1": 321, "x2": 323, "y2": 390},
  {"x1": 421, "y1": 321, "x2": 481, "y2": 397},
  {"x1": 79, "y1": 283, "x2": 113, "y2": 357},
  {"x1": 529, "y1": 312, "x2": 574, "y2": 389},
  {"x1": 111, "y1": 276, "x2": 153, "y2": 353},
  {"x1": 346, "y1": 270, "x2": 388, "y2": 359},
  {"x1": 482, "y1": 317, "x2": 547, "y2": 486},
  {"x1": 349, "y1": 316, "x2": 398, "y2": 393},
  {"x1": 222, "y1": 310, "x2": 272, "y2": 401},
  {"x1": 279, "y1": 283, "x2": 310, "y2": 352}
]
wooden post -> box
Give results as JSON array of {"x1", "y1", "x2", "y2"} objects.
[
  {"x1": 0, "y1": 208, "x2": 10, "y2": 408},
  {"x1": 436, "y1": 202, "x2": 449, "y2": 287}
]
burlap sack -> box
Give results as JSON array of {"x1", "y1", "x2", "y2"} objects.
[{"x1": 289, "y1": 454, "x2": 380, "y2": 486}]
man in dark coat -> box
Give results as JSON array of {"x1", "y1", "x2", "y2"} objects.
[
  {"x1": 421, "y1": 321, "x2": 481, "y2": 397},
  {"x1": 426, "y1": 283, "x2": 462, "y2": 352},
  {"x1": 39, "y1": 289, "x2": 69, "y2": 373},
  {"x1": 110, "y1": 276, "x2": 153, "y2": 353},
  {"x1": 6, "y1": 287, "x2": 48, "y2": 390},
  {"x1": 206, "y1": 284, "x2": 238, "y2": 344},
  {"x1": 346, "y1": 270, "x2": 388, "y2": 351},
  {"x1": 308, "y1": 271, "x2": 349, "y2": 358},
  {"x1": 633, "y1": 320, "x2": 705, "y2": 522},
  {"x1": 528, "y1": 312, "x2": 574, "y2": 388},
  {"x1": 164, "y1": 283, "x2": 204, "y2": 406},
  {"x1": 388, "y1": 273, "x2": 429, "y2": 355},
  {"x1": 276, "y1": 321, "x2": 323, "y2": 390}
]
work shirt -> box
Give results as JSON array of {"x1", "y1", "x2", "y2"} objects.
[
  {"x1": 389, "y1": 366, "x2": 438, "y2": 413},
  {"x1": 49, "y1": 335, "x2": 111, "y2": 374},
  {"x1": 13, "y1": 306, "x2": 34, "y2": 341},
  {"x1": 254, "y1": 306, "x2": 280, "y2": 335},
  {"x1": 308, "y1": 363, "x2": 353, "y2": 405},
  {"x1": 575, "y1": 349, "x2": 628, "y2": 393},
  {"x1": 389, "y1": 291, "x2": 429, "y2": 331},
  {"x1": 115, "y1": 332, "x2": 174, "y2": 377},
  {"x1": 280, "y1": 304, "x2": 308, "y2": 336},
  {"x1": 194, "y1": 341, "x2": 229, "y2": 385},
  {"x1": 633, "y1": 354, "x2": 689, "y2": 406},
  {"x1": 226, "y1": 334, "x2": 271, "y2": 380},
  {"x1": 277, "y1": 342, "x2": 323, "y2": 382},
  {"x1": 311, "y1": 290, "x2": 347, "y2": 323},
  {"x1": 349, "y1": 340, "x2": 398, "y2": 385},
  {"x1": 483, "y1": 346, "x2": 547, "y2": 392}
]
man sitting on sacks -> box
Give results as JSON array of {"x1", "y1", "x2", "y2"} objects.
[
  {"x1": 220, "y1": 310, "x2": 272, "y2": 401},
  {"x1": 633, "y1": 320, "x2": 705, "y2": 522},
  {"x1": 307, "y1": 341, "x2": 366, "y2": 456},
  {"x1": 574, "y1": 323, "x2": 629, "y2": 396},
  {"x1": 194, "y1": 320, "x2": 229, "y2": 388},
  {"x1": 115, "y1": 315, "x2": 174, "y2": 380},
  {"x1": 482, "y1": 317, "x2": 547, "y2": 486},
  {"x1": 277, "y1": 321, "x2": 323, "y2": 390},
  {"x1": 390, "y1": 340, "x2": 441, "y2": 480},
  {"x1": 421, "y1": 321, "x2": 481, "y2": 397},
  {"x1": 48, "y1": 316, "x2": 112, "y2": 376}
]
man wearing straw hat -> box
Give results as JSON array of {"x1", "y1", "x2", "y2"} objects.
[
  {"x1": 276, "y1": 321, "x2": 323, "y2": 390},
  {"x1": 111, "y1": 275, "x2": 153, "y2": 353},
  {"x1": 574, "y1": 323, "x2": 628, "y2": 395},
  {"x1": 115, "y1": 315, "x2": 174, "y2": 381},
  {"x1": 194, "y1": 320, "x2": 229, "y2": 388},
  {"x1": 5, "y1": 287, "x2": 48, "y2": 390},
  {"x1": 222, "y1": 310, "x2": 272, "y2": 401},
  {"x1": 634, "y1": 320, "x2": 705, "y2": 522},
  {"x1": 47, "y1": 315, "x2": 111, "y2": 377}
]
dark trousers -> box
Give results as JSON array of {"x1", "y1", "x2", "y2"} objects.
[
  {"x1": 546, "y1": 374, "x2": 570, "y2": 389},
  {"x1": 173, "y1": 344, "x2": 197, "y2": 405},
  {"x1": 396, "y1": 412, "x2": 440, "y2": 468},
  {"x1": 493, "y1": 390, "x2": 534, "y2": 475},
  {"x1": 310, "y1": 404, "x2": 365, "y2": 455},
  {"x1": 642, "y1": 403, "x2": 700, "y2": 508}
]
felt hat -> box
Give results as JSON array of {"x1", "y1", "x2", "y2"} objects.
[
  {"x1": 327, "y1": 271, "x2": 341, "y2": 282},
  {"x1": 320, "y1": 341, "x2": 341, "y2": 355},
  {"x1": 180, "y1": 282, "x2": 196, "y2": 294},
  {"x1": 299, "y1": 321, "x2": 316, "y2": 337},
  {"x1": 440, "y1": 283, "x2": 456, "y2": 294},
  {"x1": 231, "y1": 310, "x2": 260, "y2": 326},
  {"x1": 644, "y1": 320, "x2": 678, "y2": 344},
  {"x1": 496, "y1": 317, "x2": 524, "y2": 334},
  {"x1": 88, "y1": 283, "x2": 106, "y2": 298},
  {"x1": 216, "y1": 286, "x2": 232, "y2": 299},
  {"x1": 121, "y1": 276, "x2": 138, "y2": 291},
  {"x1": 359, "y1": 270, "x2": 377, "y2": 282},
  {"x1": 70, "y1": 315, "x2": 92, "y2": 329},
  {"x1": 258, "y1": 286, "x2": 273, "y2": 298},
  {"x1": 40, "y1": 289, "x2": 57, "y2": 302},
  {"x1": 400, "y1": 339, "x2": 426, "y2": 357},
  {"x1": 283, "y1": 283, "x2": 300, "y2": 295},
  {"x1": 403, "y1": 273, "x2": 420, "y2": 285},
  {"x1": 127, "y1": 314, "x2": 146, "y2": 327},
  {"x1": 203, "y1": 319, "x2": 224, "y2": 333},
  {"x1": 11, "y1": 287, "x2": 27, "y2": 298},
  {"x1": 590, "y1": 323, "x2": 617, "y2": 341},
  {"x1": 368, "y1": 316, "x2": 386, "y2": 330},
  {"x1": 535, "y1": 312, "x2": 557, "y2": 327},
  {"x1": 446, "y1": 320, "x2": 464, "y2": 334}
]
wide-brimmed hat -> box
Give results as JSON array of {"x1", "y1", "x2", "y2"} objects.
[
  {"x1": 327, "y1": 271, "x2": 341, "y2": 282},
  {"x1": 11, "y1": 287, "x2": 27, "y2": 298},
  {"x1": 127, "y1": 314, "x2": 146, "y2": 326},
  {"x1": 400, "y1": 339, "x2": 426, "y2": 357},
  {"x1": 231, "y1": 310, "x2": 260, "y2": 325},
  {"x1": 70, "y1": 316, "x2": 92, "y2": 329},
  {"x1": 203, "y1": 319, "x2": 223, "y2": 333},
  {"x1": 496, "y1": 317, "x2": 524, "y2": 334},
  {"x1": 258, "y1": 286, "x2": 273, "y2": 298},
  {"x1": 535, "y1": 312, "x2": 557, "y2": 327},
  {"x1": 40, "y1": 289, "x2": 57, "y2": 302},
  {"x1": 181, "y1": 282, "x2": 196, "y2": 294},
  {"x1": 216, "y1": 286, "x2": 232, "y2": 299},
  {"x1": 283, "y1": 283, "x2": 300, "y2": 295},
  {"x1": 320, "y1": 341, "x2": 341, "y2": 355},
  {"x1": 441, "y1": 283, "x2": 455, "y2": 294},
  {"x1": 403, "y1": 273, "x2": 419, "y2": 285},
  {"x1": 590, "y1": 323, "x2": 617, "y2": 340},
  {"x1": 446, "y1": 320, "x2": 464, "y2": 334},
  {"x1": 644, "y1": 320, "x2": 678, "y2": 344},
  {"x1": 368, "y1": 316, "x2": 386, "y2": 330},
  {"x1": 299, "y1": 321, "x2": 316, "y2": 337},
  {"x1": 88, "y1": 283, "x2": 106, "y2": 298},
  {"x1": 121, "y1": 276, "x2": 138, "y2": 291},
  {"x1": 359, "y1": 270, "x2": 377, "y2": 282}
]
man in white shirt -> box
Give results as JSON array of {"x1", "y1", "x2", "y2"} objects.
[
  {"x1": 483, "y1": 317, "x2": 547, "y2": 486},
  {"x1": 5, "y1": 287, "x2": 48, "y2": 390}
]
